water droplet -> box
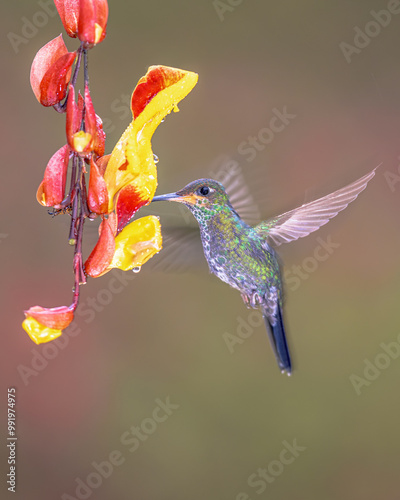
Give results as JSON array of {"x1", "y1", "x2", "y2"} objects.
[
  {"x1": 153, "y1": 154, "x2": 159, "y2": 164},
  {"x1": 161, "y1": 118, "x2": 165, "y2": 123},
  {"x1": 132, "y1": 266, "x2": 141, "y2": 273}
]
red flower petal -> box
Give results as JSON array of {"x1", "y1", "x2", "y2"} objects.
[
  {"x1": 54, "y1": 0, "x2": 80, "y2": 38},
  {"x1": 39, "y1": 52, "x2": 76, "y2": 107},
  {"x1": 115, "y1": 183, "x2": 149, "y2": 234},
  {"x1": 96, "y1": 154, "x2": 110, "y2": 176},
  {"x1": 30, "y1": 34, "x2": 75, "y2": 106},
  {"x1": 24, "y1": 305, "x2": 74, "y2": 330},
  {"x1": 131, "y1": 66, "x2": 187, "y2": 119},
  {"x1": 78, "y1": 0, "x2": 108, "y2": 47},
  {"x1": 84, "y1": 217, "x2": 115, "y2": 277},
  {"x1": 66, "y1": 86, "x2": 89, "y2": 152},
  {"x1": 66, "y1": 85, "x2": 82, "y2": 134},
  {"x1": 84, "y1": 83, "x2": 96, "y2": 136},
  {"x1": 83, "y1": 83, "x2": 105, "y2": 156},
  {"x1": 36, "y1": 145, "x2": 70, "y2": 207},
  {"x1": 87, "y1": 157, "x2": 109, "y2": 214},
  {"x1": 93, "y1": 114, "x2": 106, "y2": 157}
]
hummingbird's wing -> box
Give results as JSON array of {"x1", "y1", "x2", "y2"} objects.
[
  {"x1": 148, "y1": 226, "x2": 207, "y2": 274},
  {"x1": 223, "y1": 168, "x2": 262, "y2": 226},
  {"x1": 137, "y1": 205, "x2": 208, "y2": 273},
  {"x1": 254, "y1": 167, "x2": 377, "y2": 247}
]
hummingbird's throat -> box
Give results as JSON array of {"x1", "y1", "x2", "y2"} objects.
[{"x1": 189, "y1": 201, "x2": 225, "y2": 224}]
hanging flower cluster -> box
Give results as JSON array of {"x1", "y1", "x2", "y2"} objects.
[{"x1": 23, "y1": 0, "x2": 198, "y2": 344}]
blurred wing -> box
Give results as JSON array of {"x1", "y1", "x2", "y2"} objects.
[
  {"x1": 225, "y1": 173, "x2": 261, "y2": 226},
  {"x1": 135, "y1": 204, "x2": 207, "y2": 274},
  {"x1": 148, "y1": 226, "x2": 207, "y2": 274},
  {"x1": 203, "y1": 154, "x2": 263, "y2": 225},
  {"x1": 254, "y1": 167, "x2": 377, "y2": 246}
]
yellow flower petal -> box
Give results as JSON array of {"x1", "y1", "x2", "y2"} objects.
[
  {"x1": 108, "y1": 215, "x2": 162, "y2": 272},
  {"x1": 72, "y1": 131, "x2": 92, "y2": 152},
  {"x1": 103, "y1": 66, "x2": 198, "y2": 212},
  {"x1": 22, "y1": 317, "x2": 63, "y2": 344}
]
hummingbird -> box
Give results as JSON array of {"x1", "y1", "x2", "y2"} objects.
[{"x1": 152, "y1": 168, "x2": 377, "y2": 375}]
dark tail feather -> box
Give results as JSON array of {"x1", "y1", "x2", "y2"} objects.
[{"x1": 262, "y1": 304, "x2": 292, "y2": 376}]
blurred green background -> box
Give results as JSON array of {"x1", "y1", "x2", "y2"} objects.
[{"x1": 2, "y1": 1, "x2": 400, "y2": 499}]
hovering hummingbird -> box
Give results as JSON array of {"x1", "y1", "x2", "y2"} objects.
[{"x1": 152, "y1": 168, "x2": 377, "y2": 375}]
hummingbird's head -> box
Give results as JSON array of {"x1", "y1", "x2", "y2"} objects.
[{"x1": 152, "y1": 179, "x2": 232, "y2": 216}]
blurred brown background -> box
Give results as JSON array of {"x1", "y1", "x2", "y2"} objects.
[{"x1": 1, "y1": 1, "x2": 400, "y2": 499}]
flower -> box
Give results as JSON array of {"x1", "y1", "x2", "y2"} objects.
[
  {"x1": 37, "y1": 145, "x2": 70, "y2": 207},
  {"x1": 83, "y1": 83, "x2": 106, "y2": 156},
  {"x1": 103, "y1": 65, "x2": 199, "y2": 232},
  {"x1": 65, "y1": 83, "x2": 106, "y2": 154},
  {"x1": 22, "y1": 305, "x2": 75, "y2": 344},
  {"x1": 84, "y1": 215, "x2": 115, "y2": 277},
  {"x1": 30, "y1": 34, "x2": 76, "y2": 107},
  {"x1": 55, "y1": 0, "x2": 108, "y2": 47},
  {"x1": 54, "y1": 0, "x2": 80, "y2": 37},
  {"x1": 84, "y1": 214, "x2": 162, "y2": 277},
  {"x1": 26, "y1": 53, "x2": 198, "y2": 343},
  {"x1": 111, "y1": 216, "x2": 162, "y2": 271},
  {"x1": 78, "y1": 0, "x2": 108, "y2": 47},
  {"x1": 66, "y1": 85, "x2": 87, "y2": 152},
  {"x1": 87, "y1": 156, "x2": 109, "y2": 214},
  {"x1": 84, "y1": 65, "x2": 198, "y2": 278}
]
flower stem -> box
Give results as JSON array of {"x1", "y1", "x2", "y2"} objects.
[
  {"x1": 58, "y1": 45, "x2": 91, "y2": 311},
  {"x1": 71, "y1": 45, "x2": 84, "y2": 88},
  {"x1": 83, "y1": 49, "x2": 89, "y2": 87}
]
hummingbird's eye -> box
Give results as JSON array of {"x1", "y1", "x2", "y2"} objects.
[{"x1": 198, "y1": 186, "x2": 210, "y2": 196}]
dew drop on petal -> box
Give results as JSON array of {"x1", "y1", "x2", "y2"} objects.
[
  {"x1": 153, "y1": 153, "x2": 159, "y2": 164},
  {"x1": 132, "y1": 266, "x2": 141, "y2": 273}
]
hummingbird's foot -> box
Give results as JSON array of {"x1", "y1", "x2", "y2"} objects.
[
  {"x1": 241, "y1": 293, "x2": 252, "y2": 309},
  {"x1": 241, "y1": 292, "x2": 262, "y2": 308},
  {"x1": 249, "y1": 292, "x2": 262, "y2": 308}
]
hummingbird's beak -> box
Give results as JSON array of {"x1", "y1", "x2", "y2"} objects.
[
  {"x1": 151, "y1": 193, "x2": 180, "y2": 202},
  {"x1": 152, "y1": 193, "x2": 198, "y2": 204}
]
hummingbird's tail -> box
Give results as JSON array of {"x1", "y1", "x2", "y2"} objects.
[{"x1": 262, "y1": 304, "x2": 292, "y2": 376}]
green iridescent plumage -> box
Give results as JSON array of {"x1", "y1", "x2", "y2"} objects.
[{"x1": 152, "y1": 168, "x2": 377, "y2": 375}]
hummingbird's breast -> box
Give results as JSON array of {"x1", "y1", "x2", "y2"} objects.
[{"x1": 198, "y1": 210, "x2": 282, "y2": 301}]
